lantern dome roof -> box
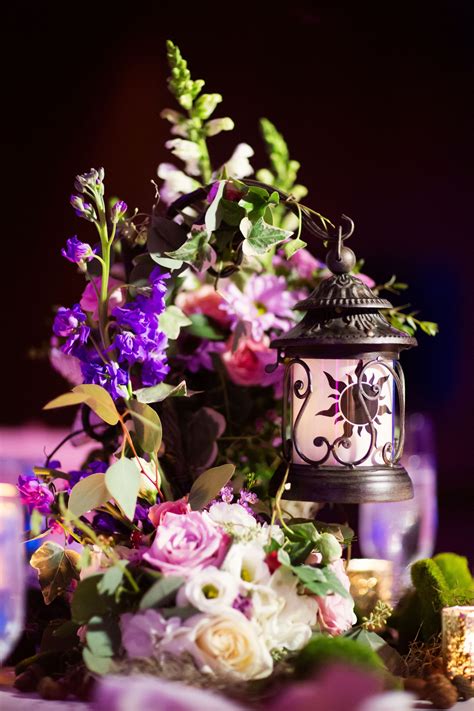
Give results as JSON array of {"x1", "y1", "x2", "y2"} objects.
[{"x1": 271, "y1": 273, "x2": 417, "y2": 351}]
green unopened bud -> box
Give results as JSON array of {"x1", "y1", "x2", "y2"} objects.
[
  {"x1": 194, "y1": 93, "x2": 222, "y2": 119},
  {"x1": 316, "y1": 532, "x2": 342, "y2": 564}
]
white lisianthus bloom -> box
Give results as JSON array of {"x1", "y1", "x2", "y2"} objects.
[
  {"x1": 165, "y1": 139, "x2": 201, "y2": 175},
  {"x1": 176, "y1": 566, "x2": 240, "y2": 614},
  {"x1": 260, "y1": 567, "x2": 319, "y2": 652},
  {"x1": 222, "y1": 143, "x2": 254, "y2": 179},
  {"x1": 207, "y1": 502, "x2": 257, "y2": 534},
  {"x1": 222, "y1": 540, "x2": 271, "y2": 587},
  {"x1": 163, "y1": 610, "x2": 273, "y2": 680},
  {"x1": 157, "y1": 163, "x2": 200, "y2": 204}
]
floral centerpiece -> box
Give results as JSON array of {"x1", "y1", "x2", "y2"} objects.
[{"x1": 12, "y1": 41, "x2": 465, "y2": 709}]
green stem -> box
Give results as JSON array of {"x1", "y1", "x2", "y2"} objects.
[{"x1": 197, "y1": 136, "x2": 212, "y2": 185}]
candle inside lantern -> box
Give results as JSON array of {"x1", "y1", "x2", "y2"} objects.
[
  {"x1": 347, "y1": 558, "x2": 394, "y2": 617},
  {"x1": 442, "y1": 606, "x2": 474, "y2": 684},
  {"x1": 291, "y1": 358, "x2": 395, "y2": 467},
  {"x1": 0, "y1": 483, "x2": 25, "y2": 663}
]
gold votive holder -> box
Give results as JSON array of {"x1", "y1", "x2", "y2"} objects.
[
  {"x1": 442, "y1": 606, "x2": 474, "y2": 684},
  {"x1": 347, "y1": 558, "x2": 393, "y2": 618}
]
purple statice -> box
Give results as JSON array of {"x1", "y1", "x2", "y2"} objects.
[
  {"x1": 110, "y1": 199, "x2": 128, "y2": 223},
  {"x1": 18, "y1": 474, "x2": 54, "y2": 514},
  {"x1": 220, "y1": 486, "x2": 234, "y2": 504},
  {"x1": 220, "y1": 274, "x2": 300, "y2": 340},
  {"x1": 238, "y1": 490, "x2": 258, "y2": 507},
  {"x1": 61, "y1": 236, "x2": 95, "y2": 265},
  {"x1": 81, "y1": 360, "x2": 129, "y2": 400},
  {"x1": 70, "y1": 194, "x2": 97, "y2": 222},
  {"x1": 232, "y1": 594, "x2": 253, "y2": 619},
  {"x1": 53, "y1": 304, "x2": 90, "y2": 355}
]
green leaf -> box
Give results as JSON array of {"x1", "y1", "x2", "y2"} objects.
[
  {"x1": 72, "y1": 574, "x2": 114, "y2": 624},
  {"x1": 68, "y1": 473, "x2": 110, "y2": 518},
  {"x1": 150, "y1": 256, "x2": 184, "y2": 270},
  {"x1": 205, "y1": 181, "x2": 225, "y2": 232},
  {"x1": 219, "y1": 198, "x2": 246, "y2": 226},
  {"x1": 165, "y1": 230, "x2": 211, "y2": 268},
  {"x1": 188, "y1": 463, "x2": 235, "y2": 510},
  {"x1": 83, "y1": 647, "x2": 114, "y2": 675},
  {"x1": 74, "y1": 384, "x2": 120, "y2": 425},
  {"x1": 277, "y1": 548, "x2": 291, "y2": 567},
  {"x1": 193, "y1": 92, "x2": 222, "y2": 119},
  {"x1": 44, "y1": 383, "x2": 120, "y2": 426},
  {"x1": 187, "y1": 313, "x2": 225, "y2": 341},
  {"x1": 159, "y1": 305, "x2": 192, "y2": 340},
  {"x1": 30, "y1": 542, "x2": 81, "y2": 605},
  {"x1": 128, "y1": 400, "x2": 162, "y2": 453},
  {"x1": 284, "y1": 237, "x2": 307, "y2": 258},
  {"x1": 139, "y1": 575, "x2": 185, "y2": 610},
  {"x1": 161, "y1": 605, "x2": 198, "y2": 620},
  {"x1": 33, "y1": 466, "x2": 69, "y2": 481},
  {"x1": 242, "y1": 217, "x2": 293, "y2": 256},
  {"x1": 86, "y1": 615, "x2": 120, "y2": 658},
  {"x1": 419, "y1": 320, "x2": 439, "y2": 336},
  {"x1": 97, "y1": 565, "x2": 125, "y2": 596},
  {"x1": 133, "y1": 380, "x2": 189, "y2": 404},
  {"x1": 105, "y1": 458, "x2": 141, "y2": 520}
]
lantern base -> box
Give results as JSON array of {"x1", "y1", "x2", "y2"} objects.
[{"x1": 271, "y1": 463, "x2": 413, "y2": 503}]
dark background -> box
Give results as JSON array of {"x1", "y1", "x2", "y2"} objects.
[{"x1": 2, "y1": 2, "x2": 473, "y2": 560}]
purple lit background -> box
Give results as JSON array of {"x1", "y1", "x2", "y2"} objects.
[{"x1": 3, "y1": 3, "x2": 473, "y2": 563}]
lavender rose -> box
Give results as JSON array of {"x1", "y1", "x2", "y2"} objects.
[{"x1": 142, "y1": 511, "x2": 229, "y2": 577}]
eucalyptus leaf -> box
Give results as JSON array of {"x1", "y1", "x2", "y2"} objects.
[
  {"x1": 86, "y1": 615, "x2": 121, "y2": 658},
  {"x1": 73, "y1": 384, "x2": 120, "y2": 425},
  {"x1": 68, "y1": 473, "x2": 110, "y2": 518},
  {"x1": 133, "y1": 380, "x2": 189, "y2": 404},
  {"x1": 128, "y1": 400, "x2": 162, "y2": 453},
  {"x1": 30, "y1": 542, "x2": 81, "y2": 604},
  {"x1": 83, "y1": 647, "x2": 114, "y2": 675},
  {"x1": 97, "y1": 565, "x2": 125, "y2": 596},
  {"x1": 242, "y1": 217, "x2": 293, "y2": 256},
  {"x1": 188, "y1": 463, "x2": 235, "y2": 510},
  {"x1": 159, "y1": 305, "x2": 192, "y2": 340},
  {"x1": 72, "y1": 574, "x2": 114, "y2": 624},
  {"x1": 150, "y1": 256, "x2": 184, "y2": 270},
  {"x1": 43, "y1": 392, "x2": 87, "y2": 411},
  {"x1": 105, "y1": 458, "x2": 141, "y2": 520},
  {"x1": 139, "y1": 575, "x2": 185, "y2": 610}
]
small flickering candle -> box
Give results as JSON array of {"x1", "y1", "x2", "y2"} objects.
[
  {"x1": 442, "y1": 606, "x2": 474, "y2": 685},
  {"x1": 346, "y1": 558, "x2": 393, "y2": 617}
]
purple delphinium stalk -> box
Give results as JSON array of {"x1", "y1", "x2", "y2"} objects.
[
  {"x1": 18, "y1": 474, "x2": 54, "y2": 514},
  {"x1": 112, "y1": 332, "x2": 149, "y2": 365},
  {"x1": 53, "y1": 304, "x2": 90, "y2": 355},
  {"x1": 110, "y1": 200, "x2": 128, "y2": 223},
  {"x1": 81, "y1": 360, "x2": 129, "y2": 400},
  {"x1": 61, "y1": 236, "x2": 95, "y2": 265}
]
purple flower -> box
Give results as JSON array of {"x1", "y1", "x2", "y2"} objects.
[
  {"x1": 113, "y1": 331, "x2": 148, "y2": 365},
  {"x1": 110, "y1": 199, "x2": 128, "y2": 223},
  {"x1": 177, "y1": 339, "x2": 226, "y2": 373},
  {"x1": 53, "y1": 304, "x2": 90, "y2": 355},
  {"x1": 70, "y1": 194, "x2": 97, "y2": 221},
  {"x1": 221, "y1": 274, "x2": 300, "y2": 339},
  {"x1": 81, "y1": 360, "x2": 129, "y2": 400},
  {"x1": 141, "y1": 350, "x2": 170, "y2": 387},
  {"x1": 232, "y1": 594, "x2": 253, "y2": 619},
  {"x1": 69, "y1": 460, "x2": 108, "y2": 487},
  {"x1": 61, "y1": 236, "x2": 95, "y2": 264},
  {"x1": 18, "y1": 474, "x2": 54, "y2": 514},
  {"x1": 220, "y1": 486, "x2": 234, "y2": 504},
  {"x1": 238, "y1": 490, "x2": 258, "y2": 506}
]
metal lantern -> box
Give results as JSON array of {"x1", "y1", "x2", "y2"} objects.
[{"x1": 269, "y1": 217, "x2": 417, "y2": 504}]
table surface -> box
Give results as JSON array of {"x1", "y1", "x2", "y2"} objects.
[{"x1": 0, "y1": 686, "x2": 473, "y2": 710}]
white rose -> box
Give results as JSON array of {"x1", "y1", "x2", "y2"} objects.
[
  {"x1": 259, "y1": 567, "x2": 318, "y2": 652},
  {"x1": 222, "y1": 541, "x2": 271, "y2": 587},
  {"x1": 165, "y1": 610, "x2": 273, "y2": 680},
  {"x1": 207, "y1": 502, "x2": 257, "y2": 534},
  {"x1": 176, "y1": 566, "x2": 239, "y2": 614}
]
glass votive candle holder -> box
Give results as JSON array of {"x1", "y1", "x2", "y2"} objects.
[
  {"x1": 442, "y1": 606, "x2": 474, "y2": 684},
  {"x1": 347, "y1": 558, "x2": 393, "y2": 618}
]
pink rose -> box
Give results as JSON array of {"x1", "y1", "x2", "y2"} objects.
[
  {"x1": 80, "y1": 275, "x2": 126, "y2": 321},
  {"x1": 315, "y1": 559, "x2": 356, "y2": 636},
  {"x1": 221, "y1": 336, "x2": 281, "y2": 389},
  {"x1": 142, "y1": 511, "x2": 230, "y2": 578},
  {"x1": 148, "y1": 497, "x2": 190, "y2": 527},
  {"x1": 175, "y1": 285, "x2": 231, "y2": 328}
]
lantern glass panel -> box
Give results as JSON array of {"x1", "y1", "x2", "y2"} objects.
[{"x1": 291, "y1": 357, "x2": 396, "y2": 467}]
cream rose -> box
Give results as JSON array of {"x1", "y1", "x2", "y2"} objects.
[{"x1": 169, "y1": 610, "x2": 273, "y2": 680}]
